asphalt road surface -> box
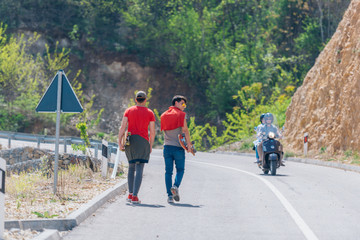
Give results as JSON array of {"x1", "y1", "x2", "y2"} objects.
[{"x1": 62, "y1": 149, "x2": 360, "y2": 240}]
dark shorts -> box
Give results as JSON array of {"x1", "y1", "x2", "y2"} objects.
[{"x1": 125, "y1": 135, "x2": 150, "y2": 164}]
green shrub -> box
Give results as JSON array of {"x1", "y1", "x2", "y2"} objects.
[
  {"x1": 284, "y1": 152, "x2": 295, "y2": 158},
  {"x1": 188, "y1": 89, "x2": 291, "y2": 151}
]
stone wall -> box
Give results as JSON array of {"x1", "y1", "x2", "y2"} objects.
[{"x1": 0, "y1": 147, "x2": 102, "y2": 174}]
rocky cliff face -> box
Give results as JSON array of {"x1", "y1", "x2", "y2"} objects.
[{"x1": 284, "y1": 0, "x2": 360, "y2": 154}]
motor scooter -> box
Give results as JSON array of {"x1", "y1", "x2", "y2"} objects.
[{"x1": 257, "y1": 131, "x2": 284, "y2": 175}]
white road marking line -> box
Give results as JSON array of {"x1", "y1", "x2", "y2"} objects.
[{"x1": 188, "y1": 160, "x2": 319, "y2": 240}]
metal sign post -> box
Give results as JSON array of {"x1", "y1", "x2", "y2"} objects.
[
  {"x1": 101, "y1": 140, "x2": 108, "y2": 178},
  {"x1": 0, "y1": 157, "x2": 6, "y2": 239},
  {"x1": 54, "y1": 70, "x2": 62, "y2": 194},
  {"x1": 36, "y1": 70, "x2": 83, "y2": 194},
  {"x1": 304, "y1": 133, "x2": 308, "y2": 156}
]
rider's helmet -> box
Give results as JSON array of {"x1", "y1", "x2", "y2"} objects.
[
  {"x1": 260, "y1": 113, "x2": 265, "y2": 123},
  {"x1": 264, "y1": 113, "x2": 273, "y2": 123}
]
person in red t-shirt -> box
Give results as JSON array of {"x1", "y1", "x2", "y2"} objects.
[
  {"x1": 118, "y1": 91, "x2": 155, "y2": 204},
  {"x1": 160, "y1": 95, "x2": 193, "y2": 203}
]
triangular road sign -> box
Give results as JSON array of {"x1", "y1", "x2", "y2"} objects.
[
  {"x1": 35, "y1": 70, "x2": 83, "y2": 194},
  {"x1": 36, "y1": 70, "x2": 83, "y2": 113}
]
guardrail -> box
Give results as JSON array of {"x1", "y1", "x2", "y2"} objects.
[{"x1": 0, "y1": 131, "x2": 118, "y2": 159}]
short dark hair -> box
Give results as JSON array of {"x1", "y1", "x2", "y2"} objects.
[
  {"x1": 135, "y1": 90, "x2": 146, "y2": 103},
  {"x1": 260, "y1": 113, "x2": 265, "y2": 123},
  {"x1": 172, "y1": 95, "x2": 187, "y2": 106},
  {"x1": 136, "y1": 97, "x2": 146, "y2": 103}
]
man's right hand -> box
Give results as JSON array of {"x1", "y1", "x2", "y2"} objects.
[
  {"x1": 119, "y1": 143, "x2": 125, "y2": 151},
  {"x1": 188, "y1": 144, "x2": 196, "y2": 156},
  {"x1": 187, "y1": 144, "x2": 192, "y2": 153}
]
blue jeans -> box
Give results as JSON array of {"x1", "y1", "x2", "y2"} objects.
[
  {"x1": 255, "y1": 145, "x2": 259, "y2": 159},
  {"x1": 163, "y1": 145, "x2": 185, "y2": 197}
]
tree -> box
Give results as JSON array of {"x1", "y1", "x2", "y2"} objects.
[
  {"x1": 0, "y1": 26, "x2": 41, "y2": 104},
  {"x1": 0, "y1": 23, "x2": 86, "y2": 132}
]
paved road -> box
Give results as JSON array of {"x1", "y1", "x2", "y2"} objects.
[{"x1": 59, "y1": 149, "x2": 360, "y2": 240}]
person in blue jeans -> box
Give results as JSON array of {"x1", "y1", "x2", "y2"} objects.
[{"x1": 160, "y1": 95, "x2": 194, "y2": 203}]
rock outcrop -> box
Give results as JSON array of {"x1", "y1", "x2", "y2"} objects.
[
  {"x1": 83, "y1": 59, "x2": 191, "y2": 133},
  {"x1": 284, "y1": 0, "x2": 360, "y2": 154}
]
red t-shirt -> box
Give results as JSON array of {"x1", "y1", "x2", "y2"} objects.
[
  {"x1": 124, "y1": 106, "x2": 155, "y2": 141},
  {"x1": 160, "y1": 106, "x2": 186, "y2": 131}
]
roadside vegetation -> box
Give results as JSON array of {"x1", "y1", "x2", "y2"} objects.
[
  {"x1": 316, "y1": 148, "x2": 360, "y2": 165},
  {"x1": 5, "y1": 159, "x2": 125, "y2": 220},
  {"x1": 0, "y1": 0, "x2": 351, "y2": 151}
]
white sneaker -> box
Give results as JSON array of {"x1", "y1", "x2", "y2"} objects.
[
  {"x1": 167, "y1": 196, "x2": 174, "y2": 203},
  {"x1": 171, "y1": 186, "x2": 180, "y2": 202}
]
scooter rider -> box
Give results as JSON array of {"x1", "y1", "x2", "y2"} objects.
[
  {"x1": 254, "y1": 113, "x2": 265, "y2": 164},
  {"x1": 257, "y1": 113, "x2": 285, "y2": 166},
  {"x1": 257, "y1": 113, "x2": 282, "y2": 139}
]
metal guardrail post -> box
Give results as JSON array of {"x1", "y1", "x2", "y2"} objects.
[
  {"x1": 111, "y1": 147, "x2": 121, "y2": 179},
  {"x1": 108, "y1": 146, "x2": 112, "y2": 162},
  {"x1": 64, "y1": 138, "x2": 67, "y2": 153},
  {"x1": 7, "y1": 136, "x2": 10, "y2": 149},
  {"x1": 37, "y1": 137, "x2": 41, "y2": 148},
  {"x1": 95, "y1": 143, "x2": 98, "y2": 158}
]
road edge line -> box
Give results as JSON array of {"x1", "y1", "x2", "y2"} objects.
[{"x1": 188, "y1": 160, "x2": 319, "y2": 240}]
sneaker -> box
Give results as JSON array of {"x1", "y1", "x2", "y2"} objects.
[
  {"x1": 280, "y1": 161, "x2": 285, "y2": 166},
  {"x1": 167, "y1": 196, "x2": 174, "y2": 204},
  {"x1": 171, "y1": 186, "x2": 180, "y2": 202},
  {"x1": 126, "y1": 193, "x2": 133, "y2": 202},
  {"x1": 254, "y1": 159, "x2": 261, "y2": 164},
  {"x1": 131, "y1": 195, "x2": 141, "y2": 204}
]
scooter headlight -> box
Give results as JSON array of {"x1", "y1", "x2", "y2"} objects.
[{"x1": 268, "y1": 132, "x2": 275, "y2": 139}]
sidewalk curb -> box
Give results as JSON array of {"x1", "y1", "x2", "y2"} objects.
[
  {"x1": 5, "y1": 179, "x2": 127, "y2": 239},
  {"x1": 67, "y1": 178, "x2": 127, "y2": 225},
  {"x1": 214, "y1": 151, "x2": 360, "y2": 173},
  {"x1": 32, "y1": 229, "x2": 61, "y2": 240}
]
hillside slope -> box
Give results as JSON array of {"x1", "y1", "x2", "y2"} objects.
[
  {"x1": 284, "y1": 0, "x2": 360, "y2": 154},
  {"x1": 73, "y1": 53, "x2": 191, "y2": 133},
  {"x1": 26, "y1": 37, "x2": 193, "y2": 134}
]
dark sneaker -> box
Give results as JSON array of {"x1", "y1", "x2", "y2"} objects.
[
  {"x1": 167, "y1": 196, "x2": 174, "y2": 204},
  {"x1": 126, "y1": 194, "x2": 133, "y2": 202},
  {"x1": 131, "y1": 195, "x2": 141, "y2": 204},
  {"x1": 171, "y1": 186, "x2": 180, "y2": 202}
]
